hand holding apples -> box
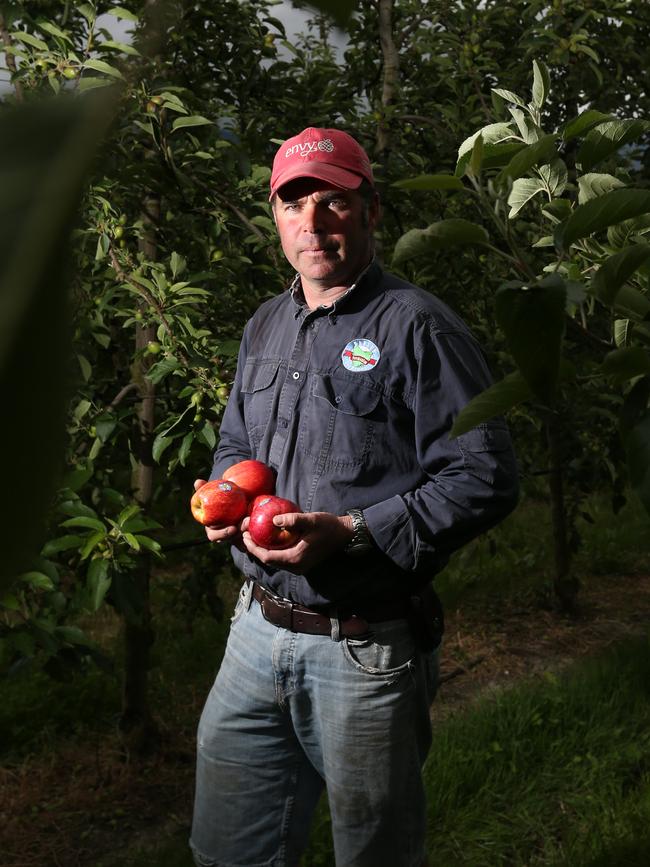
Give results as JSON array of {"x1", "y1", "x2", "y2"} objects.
[{"x1": 242, "y1": 510, "x2": 355, "y2": 574}]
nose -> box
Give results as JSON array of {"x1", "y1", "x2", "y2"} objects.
[{"x1": 302, "y1": 201, "x2": 324, "y2": 234}]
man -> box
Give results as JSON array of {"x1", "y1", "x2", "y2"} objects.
[{"x1": 190, "y1": 127, "x2": 518, "y2": 867}]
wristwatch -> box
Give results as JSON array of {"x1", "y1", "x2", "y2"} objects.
[{"x1": 344, "y1": 509, "x2": 374, "y2": 557}]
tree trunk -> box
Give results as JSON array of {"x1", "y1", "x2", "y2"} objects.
[
  {"x1": 376, "y1": 0, "x2": 400, "y2": 163},
  {"x1": 546, "y1": 413, "x2": 579, "y2": 615},
  {"x1": 119, "y1": 194, "x2": 160, "y2": 754}
]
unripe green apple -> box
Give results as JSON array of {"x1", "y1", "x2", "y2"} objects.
[{"x1": 146, "y1": 341, "x2": 162, "y2": 355}]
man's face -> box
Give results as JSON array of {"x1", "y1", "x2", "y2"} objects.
[{"x1": 273, "y1": 178, "x2": 379, "y2": 291}]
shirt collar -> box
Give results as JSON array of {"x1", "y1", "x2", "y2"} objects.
[{"x1": 289, "y1": 257, "x2": 381, "y2": 317}]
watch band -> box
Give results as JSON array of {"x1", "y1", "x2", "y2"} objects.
[{"x1": 344, "y1": 508, "x2": 373, "y2": 556}]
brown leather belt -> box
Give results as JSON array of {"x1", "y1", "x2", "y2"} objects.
[{"x1": 249, "y1": 580, "x2": 409, "y2": 638}]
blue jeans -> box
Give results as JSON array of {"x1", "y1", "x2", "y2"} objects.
[{"x1": 190, "y1": 580, "x2": 439, "y2": 867}]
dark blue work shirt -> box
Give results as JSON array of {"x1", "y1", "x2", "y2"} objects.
[{"x1": 210, "y1": 260, "x2": 519, "y2": 608}]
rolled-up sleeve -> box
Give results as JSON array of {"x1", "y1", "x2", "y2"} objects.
[{"x1": 363, "y1": 326, "x2": 519, "y2": 573}]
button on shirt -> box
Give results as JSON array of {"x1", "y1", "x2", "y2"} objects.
[{"x1": 210, "y1": 261, "x2": 519, "y2": 608}]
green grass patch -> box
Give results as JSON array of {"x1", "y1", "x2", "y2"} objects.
[{"x1": 301, "y1": 634, "x2": 650, "y2": 866}]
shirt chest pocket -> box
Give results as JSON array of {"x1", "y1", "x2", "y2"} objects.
[
  {"x1": 241, "y1": 359, "x2": 281, "y2": 445},
  {"x1": 299, "y1": 375, "x2": 384, "y2": 468}
]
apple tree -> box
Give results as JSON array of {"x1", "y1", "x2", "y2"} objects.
[{"x1": 392, "y1": 59, "x2": 650, "y2": 611}]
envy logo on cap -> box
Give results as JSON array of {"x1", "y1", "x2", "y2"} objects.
[
  {"x1": 285, "y1": 139, "x2": 334, "y2": 159},
  {"x1": 341, "y1": 339, "x2": 381, "y2": 372}
]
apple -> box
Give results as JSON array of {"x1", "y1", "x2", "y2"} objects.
[
  {"x1": 248, "y1": 495, "x2": 300, "y2": 550},
  {"x1": 190, "y1": 480, "x2": 248, "y2": 527},
  {"x1": 223, "y1": 459, "x2": 275, "y2": 501}
]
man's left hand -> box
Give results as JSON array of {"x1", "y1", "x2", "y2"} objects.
[{"x1": 241, "y1": 511, "x2": 353, "y2": 573}]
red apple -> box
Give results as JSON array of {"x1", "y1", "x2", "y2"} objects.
[
  {"x1": 248, "y1": 495, "x2": 301, "y2": 550},
  {"x1": 190, "y1": 480, "x2": 248, "y2": 527},
  {"x1": 223, "y1": 459, "x2": 275, "y2": 501}
]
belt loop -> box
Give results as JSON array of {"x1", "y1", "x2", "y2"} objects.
[
  {"x1": 329, "y1": 615, "x2": 342, "y2": 642},
  {"x1": 242, "y1": 579, "x2": 254, "y2": 611}
]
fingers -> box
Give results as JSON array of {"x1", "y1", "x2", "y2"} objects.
[
  {"x1": 272, "y1": 511, "x2": 304, "y2": 528},
  {"x1": 204, "y1": 524, "x2": 239, "y2": 543},
  {"x1": 194, "y1": 478, "x2": 208, "y2": 492}
]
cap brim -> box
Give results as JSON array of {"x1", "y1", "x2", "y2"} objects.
[{"x1": 270, "y1": 163, "x2": 364, "y2": 200}]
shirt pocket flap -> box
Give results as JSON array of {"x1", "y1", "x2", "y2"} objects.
[
  {"x1": 313, "y1": 377, "x2": 382, "y2": 416},
  {"x1": 241, "y1": 359, "x2": 280, "y2": 394}
]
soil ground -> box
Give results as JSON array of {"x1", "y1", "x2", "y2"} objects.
[{"x1": 2, "y1": 572, "x2": 650, "y2": 867}]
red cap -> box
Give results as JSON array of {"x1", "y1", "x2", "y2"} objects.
[{"x1": 270, "y1": 127, "x2": 374, "y2": 199}]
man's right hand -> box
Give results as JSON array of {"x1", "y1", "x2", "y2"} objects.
[{"x1": 193, "y1": 479, "x2": 246, "y2": 550}]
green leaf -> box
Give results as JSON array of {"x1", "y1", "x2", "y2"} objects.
[
  {"x1": 531, "y1": 60, "x2": 550, "y2": 109},
  {"x1": 497, "y1": 134, "x2": 558, "y2": 184},
  {"x1": 577, "y1": 120, "x2": 650, "y2": 172},
  {"x1": 590, "y1": 244, "x2": 650, "y2": 305},
  {"x1": 170, "y1": 251, "x2": 186, "y2": 278},
  {"x1": 562, "y1": 110, "x2": 613, "y2": 142},
  {"x1": 539, "y1": 160, "x2": 567, "y2": 197},
  {"x1": 100, "y1": 40, "x2": 141, "y2": 56},
  {"x1": 73, "y1": 398, "x2": 92, "y2": 421},
  {"x1": 37, "y1": 21, "x2": 73, "y2": 43},
  {"x1": 469, "y1": 133, "x2": 484, "y2": 177},
  {"x1": 612, "y1": 285, "x2": 650, "y2": 320},
  {"x1": 614, "y1": 319, "x2": 630, "y2": 348},
  {"x1": 77, "y1": 353, "x2": 91, "y2": 381},
  {"x1": 133, "y1": 535, "x2": 161, "y2": 555},
  {"x1": 60, "y1": 516, "x2": 106, "y2": 532},
  {"x1": 507, "y1": 178, "x2": 546, "y2": 218},
  {"x1": 118, "y1": 504, "x2": 141, "y2": 525},
  {"x1": 13, "y1": 32, "x2": 49, "y2": 51},
  {"x1": 152, "y1": 433, "x2": 174, "y2": 463},
  {"x1": 556, "y1": 189, "x2": 650, "y2": 251},
  {"x1": 393, "y1": 174, "x2": 465, "y2": 191},
  {"x1": 19, "y1": 571, "x2": 55, "y2": 590},
  {"x1": 87, "y1": 558, "x2": 111, "y2": 612},
  {"x1": 83, "y1": 59, "x2": 124, "y2": 79},
  {"x1": 601, "y1": 347, "x2": 650, "y2": 383},
  {"x1": 178, "y1": 431, "x2": 194, "y2": 466},
  {"x1": 79, "y1": 531, "x2": 105, "y2": 560},
  {"x1": 42, "y1": 535, "x2": 84, "y2": 556},
  {"x1": 147, "y1": 355, "x2": 181, "y2": 385},
  {"x1": 626, "y1": 413, "x2": 650, "y2": 513},
  {"x1": 54, "y1": 625, "x2": 89, "y2": 646},
  {"x1": 578, "y1": 173, "x2": 626, "y2": 204},
  {"x1": 392, "y1": 220, "x2": 489, "y2": 266},
  {"x1": 201, "y1": 420, "x2": 216, "y2": 450},
  {"x1": 107, "y1": 7, "x2": 139, "y2": 22},
  {"x1": 492, "y1": 88, "x2": 528, "y2": 109},
  {"x1": 456, "y1": 123, "x2": 517, "y2": 175},
  {"x1": 123, "y1": 533, "x2": 141, "y2": 551},
  {"x1": 61, "y1": 462, "x2": 93, "y2": 493},
  {"x1": 450, "y1": 372, "x2": 532, "y2": 438},
  {"x1": 78, "y1": 77, "x2": 115, "y2": 93},
  {"x1": 495, "y1": 275, "x2": 567, "y2": 405},
  {"x1": 171, "y1": 116, "x2": 213, "y2": 132}
]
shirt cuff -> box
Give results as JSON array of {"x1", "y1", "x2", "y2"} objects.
[{"x1": 363, "y1": 495, "x2": 422, "y2": 572}]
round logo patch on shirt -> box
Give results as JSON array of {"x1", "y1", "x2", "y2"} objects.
[{"x1": 341, "y1": 339, "x2": 381, "y2": 373}]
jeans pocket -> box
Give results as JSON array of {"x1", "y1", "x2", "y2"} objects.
[{"x1": 342, "y1": 618, "x2": 415, "y2": 677}]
